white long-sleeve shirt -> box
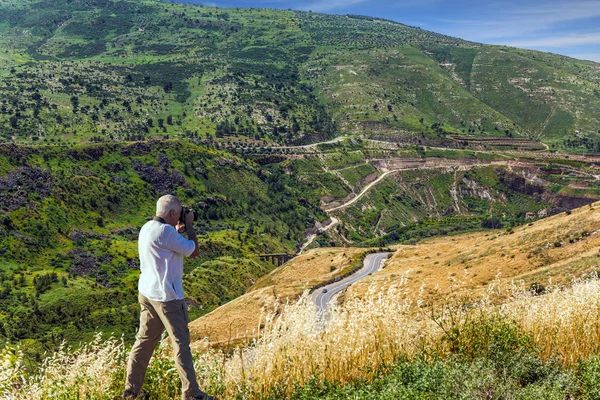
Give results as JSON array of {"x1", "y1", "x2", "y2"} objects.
[{"x1": 137, "y1": 220, "x2": 195, "y2": 302}]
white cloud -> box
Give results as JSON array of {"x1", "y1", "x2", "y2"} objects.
[
  {"x1": 504, "y1": 0, "x2": 600, "y2": 25},
  {"x1": 504, "y1": 33, "x2": 600, "y2": 47},
  {"x1": 568, "y1": 53, "x2": 600, "y2": 63},
  {"x1": 438, "y1": 0, "x2": 600, "y2": 41}
]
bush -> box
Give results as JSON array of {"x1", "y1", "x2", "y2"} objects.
[
  {"x1": 32, "y1": 272, "x2": 58, "y2": 294},
  {"x1": 481, "y1": 217, "x2": 502, "y2": 229}
]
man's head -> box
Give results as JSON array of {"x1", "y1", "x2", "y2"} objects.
[{"x1": 156, "y1": 194, "x2": 182, "y2": 227}]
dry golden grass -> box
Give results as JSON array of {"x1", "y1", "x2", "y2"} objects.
[
  {"x1": 192, "y1": 202, "x2": 600, "y2": 348},
  {"x1": 505, "y1": 277, "x2": 600, "y2": 365},
  {"x1": 349, "y1": 202, "x2": 600, "y2": 303},
  {"x1": 6, "y1": 275, "x2": 600, "y2": 398},
  {"x1": 0, "y1": 334, "x2": 127, "y2": 399},
  {"x1": 189, "y1": 248, "x2": 366, "y2": 345},
  {"x1": 221, "y1": 283, "x2": 429, "y2": 397}
]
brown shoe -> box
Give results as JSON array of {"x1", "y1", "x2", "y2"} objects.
[
  {"x1": 122, "y1": 390, "x2": 148, "y2": 400},
  {"x1": 122, "y1": 390, "x2": 136, "y2": 400}
]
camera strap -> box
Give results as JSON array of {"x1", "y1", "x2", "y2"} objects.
[{"x1": 152, "y1": 216, "x2": 167, "y2": 224}]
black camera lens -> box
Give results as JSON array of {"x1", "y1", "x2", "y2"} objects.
[{"x1": 180, "y1": 207, "x2": 198, "y2": 223}]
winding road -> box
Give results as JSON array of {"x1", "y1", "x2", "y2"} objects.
[
  {"x1": 300, "y1": 217, "x2": 339, "y2": 254},
  {"x1": 314, "y1": 252, "x2": 389, "y2": 314},
  {"x1": 324, "y1": 170, "x2": 398, "y2": 212}
]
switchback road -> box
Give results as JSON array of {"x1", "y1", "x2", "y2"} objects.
[{"x1": 314, "y1": 252, "x2": 389, "y2": 314}]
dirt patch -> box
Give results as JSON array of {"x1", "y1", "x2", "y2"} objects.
[
  {"x1": 321, "y1": 192, "x2": 356, "y2": 211},
  {"x1": 357, "y1": 171, "x2": 379, "y2": 188},
  {"x1": 131, "y1": 160, "x2": 187, "y2": 194}
]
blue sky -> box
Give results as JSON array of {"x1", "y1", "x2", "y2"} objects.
[{"x1": 176, "y1": 0, "x2": 600, "y2": 63}]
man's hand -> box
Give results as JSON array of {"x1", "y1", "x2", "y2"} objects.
[
  {"x1": 184, "y1": 209, "x2": 200, "y2": 258},
  {"x1": 176, "y1": 221, "x2": 185, "y2": 233},
  {"x1": 185, "y1": 208, "x2": 195, "y2": 226}
]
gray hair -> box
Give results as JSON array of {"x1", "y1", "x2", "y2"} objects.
[{"x1": 156, "y1": 194, "x2": 181, "y2": 217}]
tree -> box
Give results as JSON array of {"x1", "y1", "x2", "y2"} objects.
[
  {"x1": 9, "y1": 116, "x2": 18, "y2": 129},
  {"x1": 70, "y1": 96, "x2": 79, "y2": 113}
]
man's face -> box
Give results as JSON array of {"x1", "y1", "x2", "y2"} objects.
[{"x1": 164, "y1": 203, "x2": 182, "y2": 226}]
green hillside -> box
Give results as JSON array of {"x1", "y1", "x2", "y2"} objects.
[
  {"x1": 4, "y1": 137, "x2": 600, "y2": 361},
  {"x1": 0, "y1": 140, "x2": 325, "y2": 359},
  {"x1": 0, "y1": 0, "x2": 598, "y2": 149}
]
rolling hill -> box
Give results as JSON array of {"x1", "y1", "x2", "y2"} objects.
[
  {"x1": 190, "y1": 199, "x2": 600, "y2": 348},
  {"x1": 0, "y1": 0, "x2": 598, "y2": 149}
]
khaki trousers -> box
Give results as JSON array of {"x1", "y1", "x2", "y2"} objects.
[{"x1": 125, "y1": 293, "x2": 201, "y2": 399}]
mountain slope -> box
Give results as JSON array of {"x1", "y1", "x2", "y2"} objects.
[{"x1": 0, "y1": 0, "x2": 598, "y2": 149}]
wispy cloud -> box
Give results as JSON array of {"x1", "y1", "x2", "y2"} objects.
[
  {"x1": 504, "y1": 0, "x2": 600, "y2": 24},
  {"x1": 439, "y1": 0, "x2": 600, "y2": 41},
  {"x1": 568, "y1": 53, "x2": 600, "y2": 62},
  {"x1": 504, "y1": 33, "x2": 600, "y2": 48},
  {"x1": 430, "y1": 0, "x2": 600, "y2": 63}
]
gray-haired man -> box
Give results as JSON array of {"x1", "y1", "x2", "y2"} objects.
[{"x1": 123, "y1": 195, "x2": 216, "y2": 400}]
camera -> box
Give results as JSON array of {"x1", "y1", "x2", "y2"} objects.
[{"x1": 180, "y1": 206, "x2": 199, "y2": 225}]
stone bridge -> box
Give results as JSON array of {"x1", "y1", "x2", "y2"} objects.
[{"x1": 259, "y1": 253, "x2": 294, "y2": 266}]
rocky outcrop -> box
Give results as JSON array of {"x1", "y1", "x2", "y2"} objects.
[
  {"x1": 131, "y1": 160, "x2": 187, "y2": 194},
  {"x1": 0, "y1": 166, "x2": 54, "y2": 211}
]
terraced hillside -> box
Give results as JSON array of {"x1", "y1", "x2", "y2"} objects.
[
  {"x1": 281, "y1": 143, "x2": 600, "y2": 245},
  {"x1": 0, "y1": 0, "x2": 598, "y2": 149}
]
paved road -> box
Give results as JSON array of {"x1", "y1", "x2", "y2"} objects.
[
  {"x1": 280, "y1": 136, "x2": 348, "y2": 149},
  {"x1": 314, "y1": 252, "x2": 389, "y2": 314}
]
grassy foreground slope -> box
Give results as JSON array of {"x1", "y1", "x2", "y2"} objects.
[{"x1": 0, "y1": 0, "x2": 598, "y2": 149}]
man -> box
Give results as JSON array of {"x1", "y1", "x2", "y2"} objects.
[{"x1": 123, "y1": 194, "x2": 216, "y2": 400}]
